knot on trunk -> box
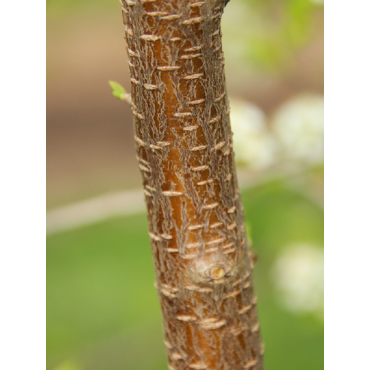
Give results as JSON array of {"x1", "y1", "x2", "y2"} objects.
[{"x1": 185, "y1": 249, "x2": 250, "y2": 288}]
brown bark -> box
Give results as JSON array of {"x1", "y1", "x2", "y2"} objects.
[{"x1": 120, "y1": 0, "x2": 264, "y2": 368}]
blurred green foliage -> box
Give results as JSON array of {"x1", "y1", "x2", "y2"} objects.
[
  {"x1": 223, "y1": 0, "x2": 323, "y2": 71},
  {"x1": 53, "y1": 360, "x2": 82, "y2": 370},
  {"x1": 46, "y1": 0, "x2": 117, "y2": 17},
  {"x1": 47, "y1": 179, "x2": 324, "y2": 370}
]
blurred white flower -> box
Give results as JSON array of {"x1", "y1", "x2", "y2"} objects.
[
  {"x1": 230, "y1": 99, "x2": 277, "y2": 171},
  {"x1": 271, "y1": 94, "x2": 324, "y2": 165},
  {"x1": 271, "y1": 243, "x2": 324, "y2": 319}
]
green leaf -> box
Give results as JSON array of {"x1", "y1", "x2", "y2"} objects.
[
  {"x1": 112, "y1": 90, "x2": 123, "y2": 99},
  {"x1": 108, "y1": 80, "x2": 126, "y2": 98}
]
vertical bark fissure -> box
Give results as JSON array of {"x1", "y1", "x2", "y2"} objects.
[{"x1": 121, "y1": 0, "x2": 264, "y2": 368}]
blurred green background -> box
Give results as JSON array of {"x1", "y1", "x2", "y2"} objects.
[{"x1": 47, "y1": 0, "x2": 324, "y2": 369}]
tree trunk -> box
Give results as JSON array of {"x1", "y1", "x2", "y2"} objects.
[{"x1": 120, "y1": 0, "x2": 264, "y2": 368}]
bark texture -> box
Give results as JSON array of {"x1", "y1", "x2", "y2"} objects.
[{"x1": 120, "y1": 0, "x2": 264, "y2": 368}]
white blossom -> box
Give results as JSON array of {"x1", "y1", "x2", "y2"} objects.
[
  {"x1": 230, "y1": 99, "x2": 277, "y2": 171},
  {"x1": 271, "y1": 94, "x2": 324, "y2": 165},
  {"x1": 271, "y1": 243, "x2": 324, "y2": 319}
]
